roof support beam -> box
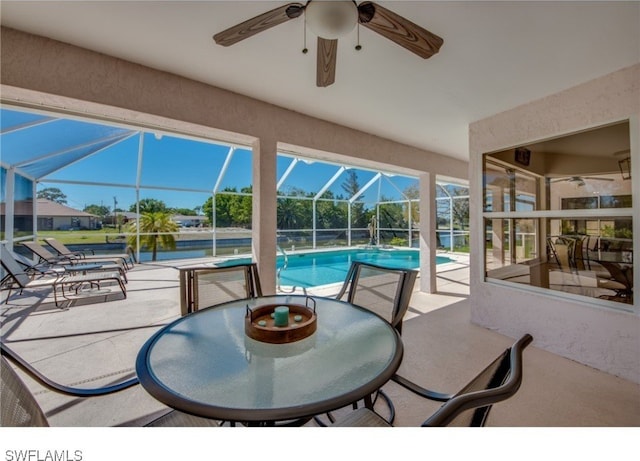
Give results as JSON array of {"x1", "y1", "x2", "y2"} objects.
[
  {"x1": 38, "y1": 132, "x2": 139, "y2": 180},
  {"x1": 350, "y1": 172, "x2": 381, "y2": 204},
  {"x1": 277, "y1": 157, "x2": 299, "y2": 191},
  {"x1": 13, "y1": 131, "x2": 136, "y2": 169},
  {"x1": 314, "y1": 166, "x2": 345, "y2": 200},
  {"x1": 213, "y1": 146, "x2": 235, "y2": 194},
  {"x1": 0, "y1": 117, "x2": 56, "y2": 135},
  {"x1": 384, "y1": 174, "x2": 409, "y2": 201}
]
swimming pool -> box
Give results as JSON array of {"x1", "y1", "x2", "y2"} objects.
[{"x1": 217, "y1": 248, "x2": 454, "y2": 288}]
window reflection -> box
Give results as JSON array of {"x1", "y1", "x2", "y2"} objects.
[
  {"x1": 14, "y1": 173, "x2": 34, "y2": 238},
  {"x1": 483, "y1": 121, "x2": 633, "y2": 307}
]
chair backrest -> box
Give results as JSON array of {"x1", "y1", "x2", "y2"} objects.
[
  {"x1": 180, "y1": 263, "x2": 263, "y2": 315},
  {"x1": 43, "y1": 237, "x2": 73, "y2": 256},
  {"x1": 572, "y1": 236, "x2": 586, "y2": 270},
  {"x1": 1, "y1": 244, "x2": 53, "y2": 275},
  {"x1": 336, "y1": 261, "x2": 417, "y2": 333},
  {"x1": 0, "y1": 244, "x2": 33, "y2": 288},
  {"x1": 422, "y1": 334, "x2": 533, "y2": 427},
  {"x1": 21, "y1": 241, "x2": 60, "y2": 263},
  {"x1": 599, "y1": 261, "x2": 633, "y2": 291},
  {"x1": 1, "y1": 356, "x2": 49, "y2": 427},
  {"x1": 549, "y1": 237, "x2": 574, "y2": 272}
]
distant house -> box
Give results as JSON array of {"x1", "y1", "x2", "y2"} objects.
[
  {"x1": 104, "y1": 212, "x2": 206, "y2": 228},
  {"x1": 104, "y1": 211, "x2": 139, "y2": 227},
  {"x1": 39, "y1": 199, "x2": 102, "y2": 230},
  {"x1": 172, "y1": 215, "x2": 208, "y2": 228},
  {"x1": 11, "y1": 198, "x2": 100, "y2": 230},
  {"x1": 1, "y1": 199, "x2": 101, "y2": 231},
  {"x1": 104, "y1": 212, "x2": 207, "y2": 228}
]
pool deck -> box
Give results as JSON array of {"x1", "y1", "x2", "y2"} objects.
[{"x1": 1, "y1": 251, "x2": 637, "y2": 437}]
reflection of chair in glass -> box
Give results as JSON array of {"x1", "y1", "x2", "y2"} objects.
[
  {"x1": 179, "y1": 263, "x2": 262, "y2": 315},
  {"x1": 572, "y1": 236, "x2": 587, "y2": 270},
  {"x1": 1, "y1": 346, "x2": 218, "y2": 427},
  {"x1": 598, "y1": 261, "x2": 633, "y2": 303},
  {"x1": 548, "y1": 237, "x2": 574, "y2": 272},
  {"x1": 332, "y1": 334, "x2": 533, "y2": 427}
]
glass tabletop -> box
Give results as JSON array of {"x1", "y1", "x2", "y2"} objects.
[{"x1": 136, "y1": 294, "x2": 403, "y2": 423}]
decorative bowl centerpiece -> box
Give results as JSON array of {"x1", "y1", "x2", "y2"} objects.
[{"x1": 245, "y1": 297, "x2": 317, "y2": 344}]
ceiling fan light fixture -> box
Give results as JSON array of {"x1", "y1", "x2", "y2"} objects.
[{"x1": 305, "y1": 1, "x2": 358, "y2": 40}]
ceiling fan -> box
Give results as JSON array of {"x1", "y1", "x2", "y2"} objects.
[
  {"x1": 213, "y1": 1, "x2": 443, "y2": 87},
  {"x1": 550, "y1": 176, "x2": 615, "y2": 187}
]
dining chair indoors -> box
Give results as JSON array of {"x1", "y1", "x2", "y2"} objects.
[
  {"x1": 44, "y1": 237, "x2": 135, "y2": 270},
  {"x1": 331, "y1": 334, "x2": 533, "y2": 427},
  {"x1": 548, "y1": 237, "x2": 575, "y2": 272},
  {"x1": 597, "y1": 261, "x2": 634, "y2": 303},
  {"x1": 0, "y1": 345, "x2": 218, "y2": 427},
  {"x1": 179, "y1": 262, "x2": 263, "y2": 315}
]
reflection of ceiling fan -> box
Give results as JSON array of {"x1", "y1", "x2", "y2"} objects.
[
  {"x1": 213, "y1": 1, "x2": 443, "y2": 87},
  {"x1": 551, "y1": 176, "x2": 615, "y2": 187}
]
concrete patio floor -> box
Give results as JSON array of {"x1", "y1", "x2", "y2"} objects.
[{"x1": 1, "y1": 252, "x2": 638, "y2": 433}]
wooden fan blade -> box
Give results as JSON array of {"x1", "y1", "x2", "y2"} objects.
[
  {"x1": 317, "y1": 37, "x2": 337, "y2": 87},
  {"x1": 213, "y1": 3, "x2": 304, "y2": 47},
  {"x1": 358, "y1": 1, "x2": 443, "y2": 59}
]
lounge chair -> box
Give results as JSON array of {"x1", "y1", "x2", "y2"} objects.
[
  {"x1": 21, "y1": 241, "x2": 128, "y2": 281},
  {"x1": 0, "y1": 244, "x2": 65, "y2": 277},
  {"x1": 1, "y1": 245, "x2": 126, "y2": 307},
  {"x1": 44, "y1": 237, "x2": 135, "y2": 269}
]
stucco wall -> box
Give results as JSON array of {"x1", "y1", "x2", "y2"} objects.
[{"x1": 469, "y1": 64, "x2": 640, "y2": 383}]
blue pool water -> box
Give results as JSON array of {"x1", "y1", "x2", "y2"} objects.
[{"x1": 218, "y1": 248, "x2": 453, "y2": 288}]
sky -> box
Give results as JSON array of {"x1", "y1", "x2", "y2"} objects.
[{"x1": 1, "y1": 107, "x2": 420, "y2": 213}]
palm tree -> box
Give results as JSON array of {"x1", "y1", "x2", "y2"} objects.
[
  {"x1": 277, "y1": 198, "x2": 300, "y2": 230},
  {"x1": 127, "y1": 211, "x2": 178, "y2": 261}
]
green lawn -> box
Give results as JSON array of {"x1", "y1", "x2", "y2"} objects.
[{"x1": 36, "y1": 229, "x2": 118, "y2": 244}]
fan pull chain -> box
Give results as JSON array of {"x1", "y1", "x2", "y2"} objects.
[
  {"x1": 302, "y1": 16, "x2": 308, "y2": 54},
  {"x1": 355, "y1": 24, "x2": 362, "y2": 51}
]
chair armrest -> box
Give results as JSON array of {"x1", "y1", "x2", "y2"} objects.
[
  {"x1": 391, "y1": 373, "x2": 454, "y2": 402},
  {"x1": 1, "y1": 343, "x2": 139, "y2": 397},
  {"x1": 32, "y1": 267, "x2": 65, "y2": 279},
  {"x1": 53, "y1": 255, "x2": 78, "y2": 265}
]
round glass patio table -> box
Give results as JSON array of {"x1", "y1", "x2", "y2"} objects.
[{"x1": 136, "y1": 294, "x2": 403, "y2": 424}]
